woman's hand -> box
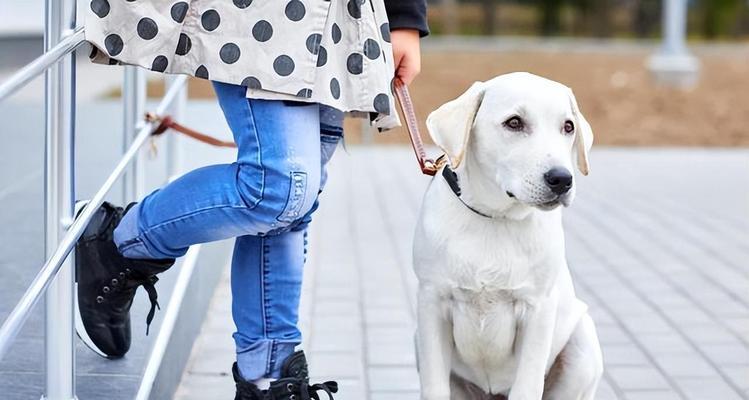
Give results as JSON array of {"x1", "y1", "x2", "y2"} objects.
[{"x1": 391, "y1": 29, "x2": 422, "y2": 85}]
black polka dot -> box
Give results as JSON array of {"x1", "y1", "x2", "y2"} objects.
[
  {"x1": 233, "y1": 0, "x2": 252, "y2": 9},
  {"x1": 363, "y1": 38, "x2": 380, "y2": 60},
  {"x1": 104, "y1": 33, "x2": 123, "y2": 56},
  {"x1": 347, "y1": 0, "x2": 361, "y2": 18},
  {"x1": 373, "y1": 93, "x2": 390, "y2": 114},
  {"x1": 90, "y1": 0, "x2": 110, "y2": 18},
  {"x1": 296, "y1": 88, "x2": 312, "y2": 98},
  {"x1": 316, "y1": 46, "x2": 327, "y2": 67},
  {"x1": 220, "y1": 43, "x2": 240, "y2": 64},
  {"x1": 195, "y1": 65, "x2": 209, "y2": 79},
  {"x1": 273, "y1": 55, "x2": 295, "y2": 76},
  {"x1": 330, "y1": 78, "x2": 340, "y2": 99},
  {"x1": 176, "y1": 33, "x2": 192, "y2": 55},
  {"x1": 171, "y1": 2, "x2": 189, "y2": 23},
  {"x1": 332, "y1": 23, "x2": 342, "y2": 44},
  {"x1": 285, "y1": 1, "x2": 305, "y2": 21},
  {"x1": 242, "y1": 76, "x2": 262, "y2": 89},
  {"x1": 252, "y1": 20, "x2": 273, "y2": 42},
  {"x1": 380, "y1": 23, "x2": 391, "y2": 43},
  {"x1": 201, "y1": 9, "x2": 220, "y2": 31},
  {"x1": 306, "y1": 33, "x2": 322, "y2": 55},
  {"x1": 108, "y1": 58, "x2": 118, "y2": 65},
  {"x1": 347, "y1": 53, "x2": 363, "y2": 75},
  {"x1": 137, "y1": 18, "x2": 158, "y2": 40},
  {"x1": 151, "y1": 55, "x2": 168, "y2": 72}
]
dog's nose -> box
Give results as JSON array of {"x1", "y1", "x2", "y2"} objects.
[{"x1": 544, "y1": 168, "x2": 573, "y2": 195}]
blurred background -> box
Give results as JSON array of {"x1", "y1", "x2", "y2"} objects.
[
  {"x1": 1, "y1": 1, "x2": 747, "y2": 399},
  {"x1": 427, "y1": 0, "x2": 749, "y2": 38}
]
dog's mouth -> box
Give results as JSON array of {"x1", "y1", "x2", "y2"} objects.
[
  {"x1": 506, "y1": 190, "x2": 571, "y2": 210},
  {"x1": 506, "y1": 191, "x2": 560, "y2": 209},
  {"x1": 534, "y1": 195, "x2": 571, "y2": 210},
  {"x1": 536, "y1": 200, "x2": 561, "y2": 210}
]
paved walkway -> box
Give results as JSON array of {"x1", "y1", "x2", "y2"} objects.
[{"x1": 175, "y1": 147, "x2": 749, "y2": 400}]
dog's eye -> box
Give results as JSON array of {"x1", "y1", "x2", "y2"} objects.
[
  {"x1": 503, "y1": 116, "x2": 524, "y2": 132},
  {"x1": 563, "y1": 120, "x2": 575, "y2": 134}
]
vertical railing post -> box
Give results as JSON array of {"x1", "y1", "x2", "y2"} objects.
[
  {"x1": 165, "y1": 75, "x2": 187, "y2": 179},
  {"x1": 43, "y1": 0, "x2": 77, "y2": 398},
  {"x1": 647, "y1": 0, "x2": 700, "y2": 87},
  {"x1": 122, "y1": 66, "x2": 146, "y2": 201}
]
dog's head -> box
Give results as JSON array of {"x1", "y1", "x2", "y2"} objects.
[{"x1": 426, "y1": 72, "x2": 593, "y2": 212}]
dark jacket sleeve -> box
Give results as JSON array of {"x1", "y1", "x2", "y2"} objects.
[{"x1": 384, "y1": 0, "x2": 429, "y2": 37}]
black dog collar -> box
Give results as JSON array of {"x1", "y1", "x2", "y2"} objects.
[{"x1": 441, "y1": 165, "x2": 494, "y2": 219}]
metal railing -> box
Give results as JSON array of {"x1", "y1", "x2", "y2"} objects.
[{"x1": 0, "y1": 1, "x2": 192, "y2": 398}]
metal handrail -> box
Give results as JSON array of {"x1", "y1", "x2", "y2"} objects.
[
  {"x1": 0, "y1": 74, "x2": 188, "y2": 360},
  {"x1": 0, "y1": 3, "x2": 192, "y2": 396},
  {"x1": 1, "y1": 1, "x2": 221, "y2": 398},
  {"x1": 0, "y1": 27, "x2": 85, "y2": 102}
]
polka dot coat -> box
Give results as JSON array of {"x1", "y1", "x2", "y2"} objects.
[{"x1": 85, "y1": 0, "x2": 399, "y2": 129}]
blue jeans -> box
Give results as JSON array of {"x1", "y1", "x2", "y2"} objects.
[{"x1": 112, "y1": 81, "x2": 343, "y2": 380}]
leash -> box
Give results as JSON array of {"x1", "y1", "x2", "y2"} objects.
[
  {"x1": 145, "y1": 112, "x2": 237, "y2": 151},
  {"x1": 393, "y1": 78, "x2": 447, "y2": 176},
  {"x1": 144, "y1": 79, "x2": 446, "y2": 176}
]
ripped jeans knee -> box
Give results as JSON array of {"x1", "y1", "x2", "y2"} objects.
[{"x1": 235, "y1": 161, "x2": 321, "y2": 236}]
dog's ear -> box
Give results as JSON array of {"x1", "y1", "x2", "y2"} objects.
[
  {"x1": 567, "y1": 88, "x2": 594, "y2": 176},
  {"x1": 426, "y1": 81, "x2": 486, "y2": 169}
]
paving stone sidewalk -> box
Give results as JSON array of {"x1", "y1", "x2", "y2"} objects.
[{"x1": 175, "y1": 147, "x2": 749, "y2": 400}]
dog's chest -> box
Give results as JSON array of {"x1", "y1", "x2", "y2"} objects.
[
  {"x1": 438, "y1": 220, "x2": 554, "y2": 293},
  {"x1": 429, "y1": 218, "x2": 561, "y2": 390},
  {"x1": 448, "y1": 287, "x2": 527, "y2": 391}
]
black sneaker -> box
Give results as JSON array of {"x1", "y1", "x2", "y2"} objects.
[
  {"x1": 267, "y1": 350, "x2": 338, "y2": 400},
  {"x1": 74, "y1": 200, "x2": 175, "y2": 359},
  {"x1": 233, "y1": 363, "x2": 267, "y2": 400}
]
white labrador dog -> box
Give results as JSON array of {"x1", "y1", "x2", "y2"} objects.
[{"x1": 413, "y1": 72, "x2": 602, "y2": 400}]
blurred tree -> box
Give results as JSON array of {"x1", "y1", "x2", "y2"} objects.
[
  {"x1": 481, "y1": 0, "x2": 498, "y2": 35},
  {"x1": 538, "y1": 0, "x2": 563, "y2": 35},
  {"x1": 442, "y1": 0, "x2": 459, "y2": 35},
  {"x1": 632, "y1": 0, "x2": 661, "y2": 38},
  {"x1": 572, "y1": 0, "x2": 613, "y2": 37},
  {"x1": 737, "y1": 1, "x2": 749, "y2": 36},
  {"x1": 700, "y1": 0, "x2": 741, "y2": 38}
]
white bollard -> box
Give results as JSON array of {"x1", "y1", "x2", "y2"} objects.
[{"x1": 647, "y1": 0, "x2": 700, "y2": 88}]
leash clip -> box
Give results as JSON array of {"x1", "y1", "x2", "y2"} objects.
[{"x1": 393, "y1": 79, "x2": 446, "y2": 177}]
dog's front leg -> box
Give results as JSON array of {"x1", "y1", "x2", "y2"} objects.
[
  {"x1": 417, "y1": 285, "x2": 452, "y2": 400},
  {"x1": 509, "y1": 292, "x2": 559, "y2": 400}
]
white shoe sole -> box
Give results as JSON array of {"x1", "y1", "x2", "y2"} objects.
[{"x1": 73, "y1": 199, "x2": 111, "y2": 359}]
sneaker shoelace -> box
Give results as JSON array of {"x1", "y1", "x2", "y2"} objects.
[
  {"x1": 103, "y1": 269, "x2": 161, "y2": 335},
  {"x1": 140, "y1": 277, "x2": 160, "y2": 335}
]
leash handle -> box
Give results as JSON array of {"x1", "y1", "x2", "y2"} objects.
[{"x1": 393, "y1": 78, "x2": 442, "y2": 176}]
